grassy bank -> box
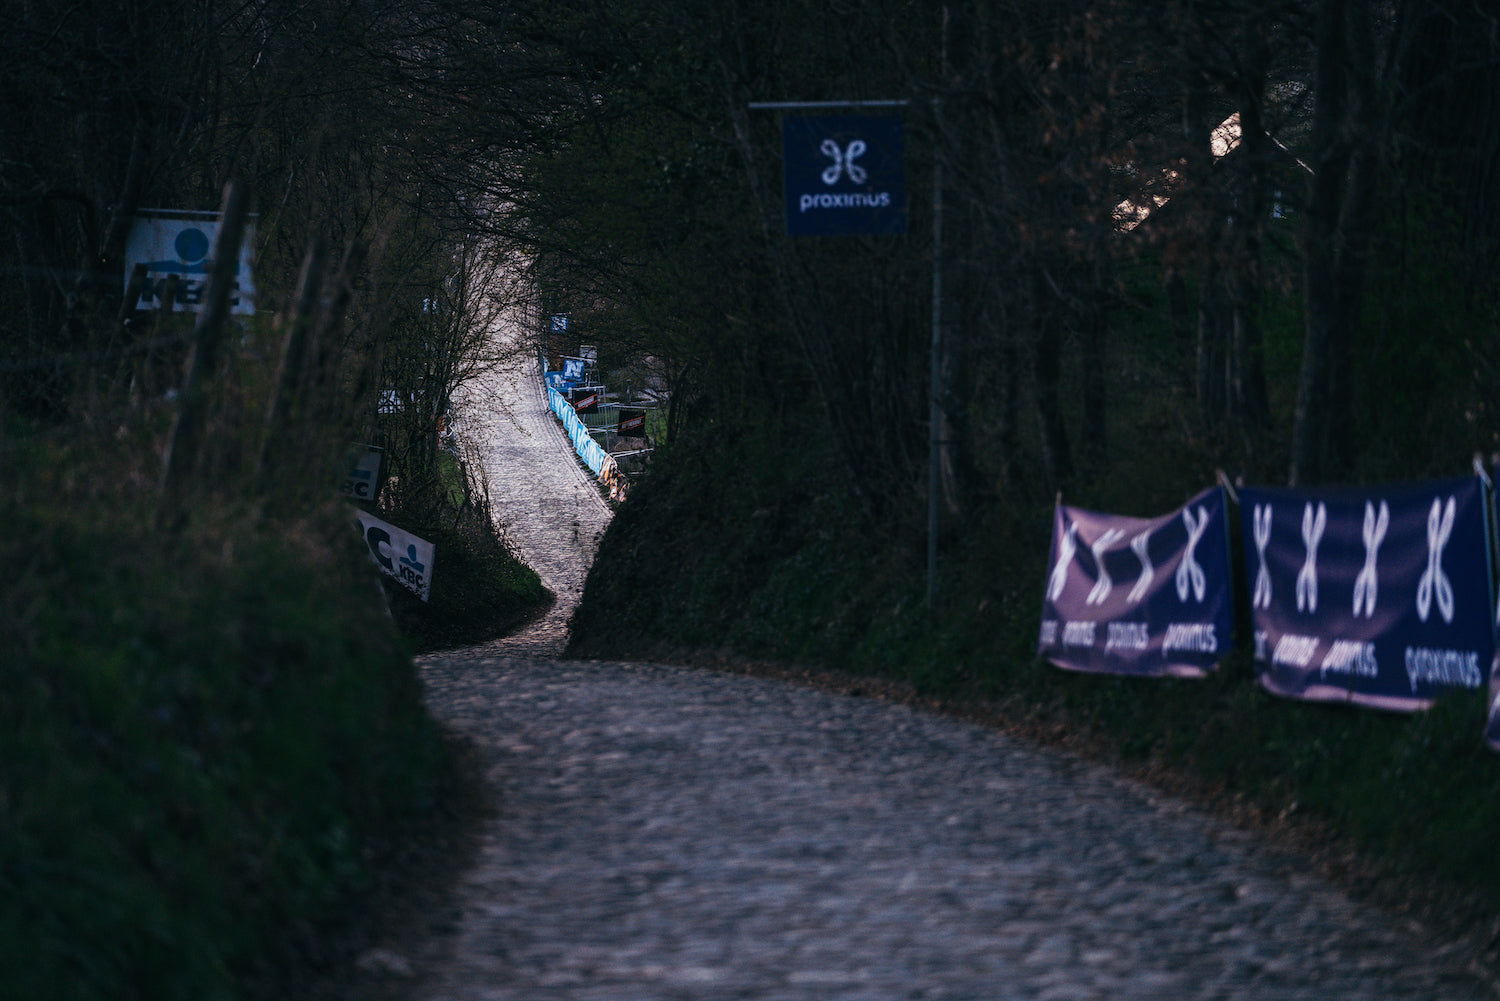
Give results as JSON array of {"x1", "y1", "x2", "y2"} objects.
[
  {"x1": 0, "y1": 422, "x2": 481, "y2": 1001},
  {"x1": 568, "y1": 433, "x2": 1500, "y2": 968},
  {"x1": 377, "y1": 497, "x2": 550, "y2": 654}
]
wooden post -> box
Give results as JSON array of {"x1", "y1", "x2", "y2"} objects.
[
  {"x1": 117, "y1": 263, "x2": 149, "y2": 324},
  {"x1": 259, "y1": 237, "x2": 325, "y2": 478},
  {"x1": 159, "y1": 180, "x2": 250, "y2": 509},
  {"x1": 307, "y1": 240, "x2": 364, "y2": 430}
]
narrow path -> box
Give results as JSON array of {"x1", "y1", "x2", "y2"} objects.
[
  {"x1": 402, "y1": 319, "x2": 1492, "y2": 999},
  {"x1": 447, "y1": 323, "x2": 612, "y2": 658}
]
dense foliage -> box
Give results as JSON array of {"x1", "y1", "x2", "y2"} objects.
[
  {"x1": 0, "y1": 423, "x2": 459, "y2": 1001},
  {"x1": 0, "y1": 2, "x2": 548, "y2": 996}
]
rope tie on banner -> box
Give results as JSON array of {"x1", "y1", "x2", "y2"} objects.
[
  {"x1": 1215, "y1": 468, "x2": 1240, "y2": 506},
  {"x1": 1176, "y1": 506, "x2": 1209, "y2": 603},
  {"x1": 1352, "y1": 500, "x2": 1389, "y2": 619},
  {"x1": 1048, "y1": 522, "x2": 1078, "y2": 602},
  {"x1": 1296, "y1": 501, "x2": 1327, "y2": 613},
  {"x1": 1086, "y1": 528, "x2": 1126, "y2": 606},
  {"x1": 1252, "y1": 504, "x2": 1274, "y2": 610},
  {"x1": 1127, "y1": 530, "x2": 1155, "y2": 605},
  {"x1": 1417, "y1": 495, "x2": 1456, "y2": 624}
]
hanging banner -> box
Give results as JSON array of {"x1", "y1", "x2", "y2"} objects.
[
  {"x1": 1486, "y1": 640, "x2": 1500, "y2": 751},
  {"x1": 569, "y1": 388, "x2": 599, "y2": 413},
  {"x1": 1038, "y1": 487, "x2": 1233, "y2": 678},
  {"x1": 782, "y1": 115, "x2": 906, "y2": 237},
  {"x1": 562, "y1": 357, "x2": 586, "y2": 383},
  {"x1": 353, "y1": 510, "x2": 434, "y2": 602},
  {"x1": 618, "y1": 408, "x2": 647, "y2": 437},
  {"x1": 1240, "y1": 476, "x2": 1494, "y2": 712}
]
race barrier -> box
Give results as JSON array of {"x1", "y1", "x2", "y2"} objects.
[
  {"x1": 547, "y1": 384, "x2": 628, "y2": 502},
  {"x1": 1038, "y1": 472, "x2": 1500, "y2": 748}
]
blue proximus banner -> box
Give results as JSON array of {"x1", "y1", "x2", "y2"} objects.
[
  {"x1": 1240, "y1": 476, "x2": 1495, "y2": 712},
  {"x1": 782, "y1": 115, "x2": 906, "y2": 237},
  {"x1": 1038, "y1": 487, "x2": 1233, "y2": 677}
]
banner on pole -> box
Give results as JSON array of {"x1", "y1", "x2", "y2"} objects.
[
  {"x1": 354, "y1": 510, "x2": 434, "y2": 602},
  {"x1": 782, "y1": 115, "x2": 906, "y2": 237},
  {"x1": 1038, "y1": 487, "x2": 1233, "y2": 677},
  {"x1": 1239, "y1": 476, "x2": 1494, "y2": 712}
]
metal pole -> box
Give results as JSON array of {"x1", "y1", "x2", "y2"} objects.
[
  {"x1": 747, "y1": 100, "x2": 910, "y2": 110},
  {"x1": 744, "y1": 95, "x2": 940, "y2": 602},
  {"x1": 927, "y1": 6, "x2": 950, "y2": 611},
  {"x1": 927, "y1": 147, "x2": 943, "y2": 609}
]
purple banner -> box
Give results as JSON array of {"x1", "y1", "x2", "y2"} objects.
[
  {"x1": 1240, "y1": 476, "x2": 1495, "y2": 712},
  {"x1": 1038, "y1": 487, "x2": 1233, "y2": 677}
]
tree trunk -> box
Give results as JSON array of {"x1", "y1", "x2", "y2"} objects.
[
  {"x1": 1080, "y1": 264, "x2": 1108, "y2": 468},
  {"x1": 1291, "y1": 0, "x2": 1380, "y2": 486},
  {"x1": 1197, "y1": 271, "x2": 1229, "y2": 428},
  {"x1": 1228, "y1": 29, "x2": 1273, "y2": 460},
  {"x1": 1034, "y1": 271, "x2": 1074, "y2": 492}
]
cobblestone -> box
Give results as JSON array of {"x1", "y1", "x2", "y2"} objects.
[
  {"x1": 447, "y1": 329, "x2": 612, "y2": 658},
  {"x1": 412, "y1": 656, "x2": 1489, "y2": 1000},
  {"x1": 407, "y1": 319, "x2": 1493, "y2": 999}
]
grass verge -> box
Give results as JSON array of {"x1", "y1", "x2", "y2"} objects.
[
  {"x1": 0, "y1": 426, "x2": 465, "y2": 1001},
  {"x1": 374, "y1": 503, "x2": 550, "y2": 654}
]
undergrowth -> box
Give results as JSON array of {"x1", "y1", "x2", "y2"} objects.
[{"x1": 0, "y1": 421, "x2": 461, "y2": 1001}]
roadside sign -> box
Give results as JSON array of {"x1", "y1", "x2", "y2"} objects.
[
  {"x1": 124, "y1": 209, "x2": 256, "y2": 314},
  {"x1": 354, "y1": 510, "x2": 434, "y2": 601},
  {"x1": 618, "y1": 409, "x2": 647, "y2": 436},
  {"x1": 339, "y1": 445, "x2": 384, "y2": 502}
]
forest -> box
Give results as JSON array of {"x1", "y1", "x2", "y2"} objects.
[
  {"x1": 7, "y1": 1, "x2": 1497, "y2": 559},
  {"x1": 5, "y1": 0, "x2": 1500, "y2": 996},
  {"x1": 532, "y1": 0, "x2": 1500, "y2": 652}
]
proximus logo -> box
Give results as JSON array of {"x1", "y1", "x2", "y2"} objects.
[{"x1": 820, "y1": 138, "x2": 867, "y2": 185}]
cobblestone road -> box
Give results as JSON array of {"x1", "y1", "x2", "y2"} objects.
[
  {"x1": 447, "y1": 326, "x2": 612, "y2": 658},
  {"x1": 409, "y1": 321, "x2": 1492, "y2": 999}
]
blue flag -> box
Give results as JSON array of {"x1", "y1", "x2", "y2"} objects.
[
  {"x1": 1240, "y1": 476, "x2": 1495, "y2": 712},
  {"x1": 1038, "y1": 487, "x2": 1233, "y2": 677},
  {"x1": 782, "y1": 115, "x2": 906, "y2": 237}
]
